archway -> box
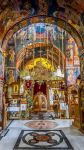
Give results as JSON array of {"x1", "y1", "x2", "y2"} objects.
[
  {"x1": 0, "y1": 2, "x2": 83, "y2": 132},
  {"x1": 1, "y1": 18, "x2": 82, "y2": 124}
]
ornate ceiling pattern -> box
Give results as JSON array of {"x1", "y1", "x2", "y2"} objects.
[
  {"x1": 0, "y1": 0, "x2": 84, "y2": 49},
  {"x1": 4, "y1": 22, "x2": 79, "y2": 71},
  {"x1": 16, "y1": 43, "x2": 64, "y2": 70},
  {"x1": 0, "y1": 0, "x2": 82, "y2": 86}
]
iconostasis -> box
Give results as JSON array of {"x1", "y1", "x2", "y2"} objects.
[
  {"x1": 2, "y1": 22, "x2": 80, "y2": 121},
  {"x1": 48, "y1": 80, "x2": 69, "y2": 119}
]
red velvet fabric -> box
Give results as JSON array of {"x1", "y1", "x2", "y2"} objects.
[{"x1": 34, "y1": 81, "x2": 46, "y2": 96}]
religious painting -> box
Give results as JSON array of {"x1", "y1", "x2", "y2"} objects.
[
  {"x1": 67, "y1": 69, "x2": 74, "y2": 85},
  {"x1": 20, "y1": 84, "x2": 24, "y2": 94},
  {"x1": 66, "y1": 68, "x2": 80, "y2": 85},
  {"x1": 0, "y1": 79, "x2": 3, "y2": 115},
  {"x1": 80, "y1": 57, "x2": 84, "y2": 81},
  {"x1": 14, "y1": 69, "x2": 20, "y2": 82},
  {"x1": 7, "y1": 70, "x2": 15, "y2": 84},
  {"x1": 66, "y1": 37, "x2": 74, "y2": 67},
  {"x1": 0, "y1": 51, "x2": 4, "y2": 80},
  {"x1": 49, "y1": 88, "x2": 60, "y2": 105},
  {"x1": 35, "y1": 23, "x2": 46, "y2": 40},
  {"x1": 49, "y1": 88, "x2": 54, "y2": 105},
  {"x1": 21, "y1": 104, "x2": 27, "y2": 111},
  {"x1": 13, "y1": 84, "x2": 19, "y2": 94},
  {"x1": 8, "y1": 86, "x2": 12, "y2": 98},
  {"x1": 74, "y1": 56, "x2": 80, "y2": 66},
  {"x1": 73, "y1": 41, "x2": 80, "y2": 66},
  {"x1": 8, "y1": 49, "x2": 15, "y2": 67}
]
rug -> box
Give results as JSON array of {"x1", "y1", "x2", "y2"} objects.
[
  {"x1": 13, "y1": 130, "x2": 74, "y2": 150},
  {"x1": 25, "y1": 120, "x2": 57, "y2": 129}
]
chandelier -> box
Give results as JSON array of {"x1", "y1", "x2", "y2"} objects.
[{"x1": 31, "y1": 61, "x2": 52, "y2": 82}]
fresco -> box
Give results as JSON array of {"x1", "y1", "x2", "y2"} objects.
[
  {"x1": 0, "y1": 52, "x2": 4, "y2": 80},
  {"x1": 66, "y1": 37, "x2": 80, "y2": 67},
  {"x1": 65, "y1": 35, "x2": 80, "y2": 85},
  {"x1": 0, "y1": 52, "x2": 4, "y2": 115},
  {"x1": 0, "y1": 79, "x2": 3, "y2": 114},
  {"x1": 4, "y1": 68, "x2": 19, "y2": 84},
  {"x1": 0, "y1": 0, "x2": 83, "y2": 52},
  {"x1": 13, "y1": 23, "x2": 65, "y2": 52},
  {"x1": 66, "y1": 67, "x2": 80, "y2": 85},
  {"x1": 13, "y1": 22, "x2": 80, "y2": 85}
]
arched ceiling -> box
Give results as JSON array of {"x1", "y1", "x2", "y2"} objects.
[
  {"x1": 16, "y1": 42, "x2": 65, "y2": 69},
  {"x1": 1, "y1": 0, "x2": 81, "y2": 84},
  {"x1": 5, "y1": 22, "x2": 79, "y2": 72},
  {"x1": 0, "y1": 0, "x2": 84, "y2": 50}
]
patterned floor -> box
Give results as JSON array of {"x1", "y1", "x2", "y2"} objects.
[
  {"x1": 0, "y1": 129, "x2": 9, "y2": 140},
  {"x1": 14, "y1": 130, "x2": 74, "y2": 150},
  {"x1": 25, "y1": 120, "x2": 57, "y2": 129},
  {"x1": 0, "y1": 120, "x2": 84, "y2": 150}
]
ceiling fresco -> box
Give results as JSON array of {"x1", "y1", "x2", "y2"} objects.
[
  {"x1": 4, "y1": 22, "x2": 79, "y2": 70},
  {"x1": 2, "y1": 16, "x2": 83, "y2": 52},
  {"x1": 0, "y1": 0, "x2": 84, "y2": 49},
  {"x1": 13, "y1": 23, "x2": 65, "y2": 53},
  {"x1": 0, "y1": 0, "x2": 82, "y2": 86}
]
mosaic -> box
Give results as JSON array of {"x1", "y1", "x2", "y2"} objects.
[
  {"x1": 14, "y1": 130, "x2": 74, "y2": 150},
  {"x1": 25, "y1": 120, "x2": 57, "y2": 129}
]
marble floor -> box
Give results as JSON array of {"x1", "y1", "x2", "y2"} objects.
[{"x1": 0, "y1": 119, "x2": 84, "y2": 150}]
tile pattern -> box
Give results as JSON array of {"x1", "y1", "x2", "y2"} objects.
[
  {"x1": 25, "y1": 120, "x2": 57, "y2": 129},
  {"x1": 0, "y1": 120, "x2": 84, "y2": 150},
  {"x1": 14, "y1": 130, "x2": 74, "y2": 150}
]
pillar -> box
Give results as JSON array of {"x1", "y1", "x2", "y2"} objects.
[
  {"x1": 0, "y1": 49, "x2": 4, "y2": 129},
  {"x1": 46, "y1": 81, "x2": 50, "y2": 110},
  {"x1": 80, "y1": 50, "x2": 84, "y2": 132}
]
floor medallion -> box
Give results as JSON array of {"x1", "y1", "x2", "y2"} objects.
[
  {"x1": 14, "y1": 130, "x2": 74, "y2": 150},
  {"x1": 25, "y1": 120, "x2": 57, "y2": 129}
]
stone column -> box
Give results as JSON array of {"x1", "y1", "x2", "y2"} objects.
[
  {"x1": 0, "y1": 48, "x2": 4, "y2": 128},
  {"x1": 46, "y1": 82, "x2": 50, "y2": 110},
  {"x1": 32, "y1": 82, "x2": 34, "y2": 112},
  {"x1": 80, "y1": 50, "x2": 84, "y2": 132}
]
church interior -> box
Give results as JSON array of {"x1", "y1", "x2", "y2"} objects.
[{"x1": 0, "y1": 0, "x2": 84, "y2": 150}]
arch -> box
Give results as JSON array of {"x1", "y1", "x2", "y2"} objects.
[{"x1": 1, "y1": 16, "x2": 83, "y2": 53}]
